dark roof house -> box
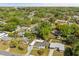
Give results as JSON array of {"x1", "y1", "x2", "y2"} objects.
[
  {"x1": 76, "y1": 20, "x2": 79, "y2": 24},
  {"x1": 52, "y1": 29, "x2": 61, "y2": 36},
  {"x1": 34, "y1": 41, "x2": 49, "y2": 49}
]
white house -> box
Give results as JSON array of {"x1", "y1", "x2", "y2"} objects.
[
  {"x1": 55, "y1": 20, "x2": 67, "y2": 23},
  {"x1": 49, "y1": 43, "x2": 65, "y2": 51},
  {"x1": 0, "y1": 32, "x2": 9, "y2": 41},
  {"x1": 30, "y1": 39, "x2": 49, "y2": 49}
]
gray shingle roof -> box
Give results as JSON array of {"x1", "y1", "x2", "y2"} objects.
[
  {"x1": 50, "y1": 43, "x2": 65, "y2": 51},
  {"x1": 34, "y1": 41, "x2": 49, "y2": 48}
]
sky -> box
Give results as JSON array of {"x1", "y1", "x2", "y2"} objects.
[{"x1": 0, "y1": 3, "x2": 79, "y2": 7}]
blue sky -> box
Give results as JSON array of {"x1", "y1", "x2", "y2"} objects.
[
  {"x1": 0, "y1": 3, "x2": 51, "y2": 7},
  {"x1": 0, "y1": 3, "x2": 79, "y2": 7}
]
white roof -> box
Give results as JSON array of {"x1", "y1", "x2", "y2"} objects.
[
  {"x1": 36, "y1": 39, "x2": 44, "y2": 42},
  {"x1": 30, "y1": 40, "x2": 36, "y2": 46},
  {"x1": 0, "y1": 32, "x2": 8, "y2": 37},
  {"x1": 30, "y1": 39, "x2": 44, "y2": 46},
  {"x1": 50, "y1": 43, "x2": 65, "y2": 51},
  {"x1": 0, "y1": 32, "x2": 8, "y2": 40}
]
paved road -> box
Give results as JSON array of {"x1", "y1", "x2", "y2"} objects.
[{"x1": 0, "y1": 51, "x2": 17, "y2": 56}]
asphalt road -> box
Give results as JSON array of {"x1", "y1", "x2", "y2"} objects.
[{"x1": 0, "y1": 51, "x2": 17, "y2": 56}]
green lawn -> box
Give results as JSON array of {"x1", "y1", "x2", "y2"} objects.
[
  {"x1": 10, "y1": 48, "x2": 27, "y2": 55},
  {"x1": 31, "y1": 47, "x2": 49, "y2": 56},
  {"x1": 0, "y1": 41, "x2": 9, "y2": 50},
  {"x1": 48, "y1": 34, "x2": 61, "y2": 43},
  {"x1": 53, "y1": 50, "x2": 64, "y2": 56},
  {"x1": 9, "y1": 43, "x2": 28, "y2": 55}
]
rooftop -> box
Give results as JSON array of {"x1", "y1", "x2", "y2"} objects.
[{"x1": 50, "y1": 43, "x2": 65, "y2": 51}]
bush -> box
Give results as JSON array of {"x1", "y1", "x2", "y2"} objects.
[{"x1": 64, "y1": 47, "x2": 73, "y2": 56}]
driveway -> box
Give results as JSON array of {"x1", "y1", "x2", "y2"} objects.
[
  {"x1": 25, "y1": 39, "x2": 44, "y2": 56},
  {"x1": 25, "y1": 45, "x2": 33, "y2": 56},
  {"x1": 48, "y1": 49, "x2": 55, "y2": 56}
]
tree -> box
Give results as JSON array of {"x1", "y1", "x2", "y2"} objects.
[
  {"x1": 65, "y1": 35, "x2": 77, "y2": 44},
  {"x1": 6, "y1": 17, "x2": 20, "y2": 25},
  {"x1": 73, "y1": 41, "x2": 79, "y2": 56},
  {"x1": 4, "y1": 22, "x2": 17, "y2": 32},
  {"x1": 24, "y1": 32, "x2": 36, "y2": 40},
  {"x1": 71, "y1": 23, "x2": 79, "y2": 33},
  {"x1": 74, "y1": 45, "x2": 79, "y2": 56},
  {"x1": 9, "y1": 39, "x2": 18, "y2": 48},
  {"x1": 37, "y1": 49, "x2": 44, "y2": 55},
  {"x1": 75, "y1": 30, "x2": 79, "y2": 37},
  {"x1": 8, "y1": 32, "x2": 14, "y2": 37},
  {"x1": 37, "y1": 21, "x2": 52, "y2": 40},
  {"x1": 57, "y1": 23, "x2": 79, "y2": 37},
  {"x1": 18, "y1": 42, "x2": 27, "y2": 50},
  {"x1": 64, "y1": 47, "x2": 73, "y2": 56},
  {"x1": 57, "y1": 24, "x2": 72, "y2": 37}
]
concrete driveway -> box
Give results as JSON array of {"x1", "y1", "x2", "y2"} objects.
[
  {"x1": 25, "y1": 45, "x2": 33, "y2": 56},
  {"x1": 48, "y1": 49, "x2": 55, "y2": 56}
]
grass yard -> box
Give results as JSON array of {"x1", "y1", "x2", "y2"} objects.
[
  {"x1": 10, "y1": 48, "x2": 27, "y2": 55},
  {"x1": 0, "y1": 41, "x2": 9, "y2": 50},
  {"x1": 53, "y1": 50, "x2": 64, "y2": 56},
  {"x1": 9, "y1": 38, "x2": 28, "y2": 55},
  {"x1": 31, "y1": 47, "x2": 49, "y2": 56},
  {"x1": 48, "y1": 34, "x2": 61, "y2": 43}
]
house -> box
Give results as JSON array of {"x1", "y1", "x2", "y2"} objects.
[
  {"x1": 23, "y1": 37, "x2": 29, "y2": 44},
  {"x1": 49, "y1": 43, "x2": 65, "y2": 51},
  {"x1": 18, "y1": 31, "x2": 24, "y2": 37},
  {"x1": 15, "y1": 26, "x2": 28, "y2": 32},
  {"x1": 0, "y1": 21, "x2": 6, "y2": 24},
  {"x1": 55, "y1": 20, "x2": 67, "y2": 24},
  {"x1": 76, "y1": 20, "x2": 79, "y2": 24},
  {"x1": 30, "y1": 39, "x2": 44, "y2": 46},
  {"x1": 73, "y1": 15, "x2": 79, "y2": 19},
  {"x1": 0, "y1": 32, "x2": 9, "y2": 41},
  {"x1": 52, "y1": 29, "x2": 61, "y2": 36},
  {"x1": 30, "y1": 39, "x2": 49, "y2": 49},
  {"x1": 34, "y1": 41, "x2": 49, "y2": 49},
  {"x1": 28, "y1": 11, "x2": 36, "y2": 18},
  {"x1": 67, "y1": 20, "x2": 73, "y2": 25},
  {"x1": 16, "y1": 25, "x2": 33, "y2": 32}
]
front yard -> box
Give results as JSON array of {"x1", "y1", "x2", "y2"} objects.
[
  {"x1": 31, "y1": 47, "x2": 49, "y2": 56},
  {"x1": 9, "y1": 48, "x2": 27, "y2": 55},
  {"x1": 53, "y1": 50, "x2": 64, "y2": 56},
  {"x1": 0, "y1": 40, "x2": 9, "y2": 50},
  {"x1": 0, "y1": 38, "x2": 28, "y2": 56}
]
